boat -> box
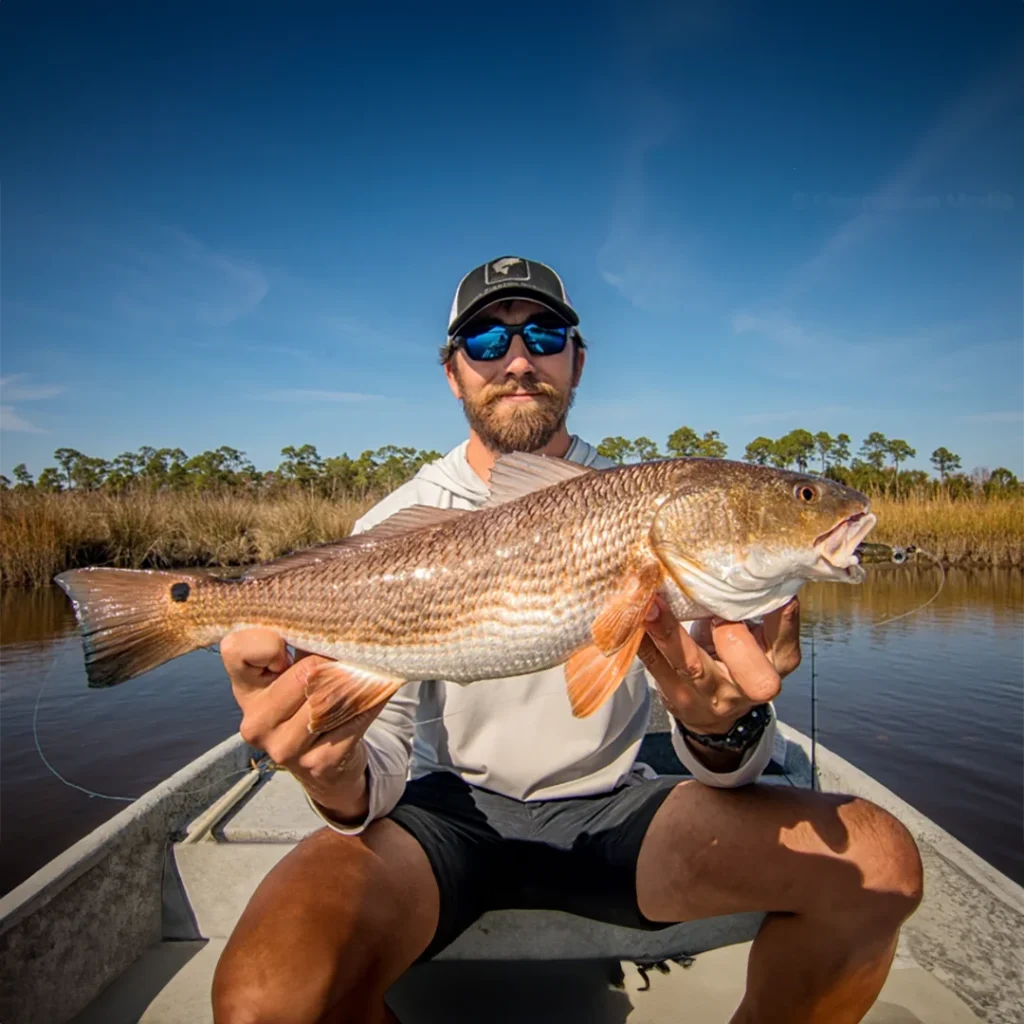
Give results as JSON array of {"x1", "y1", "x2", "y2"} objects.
[{"x1": 2, "y1": 710, "x2": 1021, "y2": 1024}]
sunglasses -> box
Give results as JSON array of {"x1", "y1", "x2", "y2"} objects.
[{"x1": 453, "y1": 318, "x2": 572, "y2": 361}]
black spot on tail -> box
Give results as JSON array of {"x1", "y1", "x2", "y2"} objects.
[{"x1": 170, "y1": 582, "x2": 191, "y2": 602}]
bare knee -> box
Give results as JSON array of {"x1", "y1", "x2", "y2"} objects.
[
  {"x1": 211, "y1": 825, "x2": 437, "y2": 1024},
  {"x1": 836, "y1": 798, "x2": 924, "y2": 925},
  {"x1": 212, "y1": 910, "x2": 395, "y2": 1024}
]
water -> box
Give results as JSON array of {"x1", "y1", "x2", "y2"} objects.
[
  {"x1": 1, "y1": 567, "x2": 1021, "y2": 897},
  {"x1": 1, "y1": 586, "x2": 244, "y2": 896}
]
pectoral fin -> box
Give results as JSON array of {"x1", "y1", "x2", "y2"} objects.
[
  {"x1": 304, "y1": 663, "x2": 404, "y2": 734},
  {"x1": 564, "y1": 563, "x2": 662, "y2": 718},
  {"x1": 564, "y1": 627, "x2": 647, "y2": 718},
  {"x1": 590, "y1": 563, "x2": 663, "y2": 655}
]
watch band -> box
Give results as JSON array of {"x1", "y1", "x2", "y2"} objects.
[{"x1": 675, "y1": 703, "x2": 771, "y2": 753}]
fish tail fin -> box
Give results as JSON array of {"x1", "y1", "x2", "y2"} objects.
[{"x1": 54, "y1": 567, "x2": 216, "y2": 687}]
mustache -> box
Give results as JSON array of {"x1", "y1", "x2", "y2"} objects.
[{"x1": 484, "y1": 375, "x2": 561, "y2": 404}]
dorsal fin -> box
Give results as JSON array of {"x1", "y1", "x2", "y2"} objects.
[
  {"x1": 243, "y1": 506, "x2": 468, "y2": 580},
  {"x1": 358, "y1": 505, "x2": 468, "y2": 539},
  {"x1": 484, "y1": 452, "x2": 597, "y2": 508},
  {"x1": 242, "y1": 538, "x2": 377, "y2": 579}
]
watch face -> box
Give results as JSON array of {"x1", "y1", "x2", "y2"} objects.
[{"x1": 682, "y1": 705, "x2": 769, "y2": 752}]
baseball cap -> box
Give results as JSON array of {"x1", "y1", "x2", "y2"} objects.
[{"x1": 447, "y1": 256, "x2": 580, "y2": 338}]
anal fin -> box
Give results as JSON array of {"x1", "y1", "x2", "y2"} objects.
[
  {"x1": 305, "y1": 663, "x2": 404, "y2": 734},
  {"x1": 564, "y1": 627, "x2": 646, "y2": 718}
]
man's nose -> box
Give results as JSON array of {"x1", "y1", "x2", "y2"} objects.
[{"x1": 502, "y1": 333, "x2": 535, "y2": 375}]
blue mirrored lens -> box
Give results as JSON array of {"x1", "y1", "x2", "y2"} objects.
[
  {"x1": 463, "y1": 326, "x2": 512, "y2": 360},
  {"x1": 522, "y1": 324, "x2": 568, "y2": 354}
]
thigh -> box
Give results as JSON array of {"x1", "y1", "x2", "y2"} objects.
[
  {"x1": 212, "y1": 819, "x2": 439, "y2": 1023},
  {"x1": 636, "y1": 780, "x2": 917, "y2": 923}
]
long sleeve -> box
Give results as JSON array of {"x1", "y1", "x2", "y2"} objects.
[
  {"x1": 307, "y1": 682, "x2": 419, "y2": 835},
  {"x1": 669, "y1": 702, "x2": 777, "y2": 788}
]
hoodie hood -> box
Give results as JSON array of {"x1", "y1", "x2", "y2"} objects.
[{"x1": 415, "y1": 435, "x2": 613, "y2": 505}]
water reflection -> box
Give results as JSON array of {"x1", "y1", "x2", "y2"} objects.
[
  {"x1": 801, "y1": 565, "x2": 1023, "y2": 642},
  {"x1": 0, "y1": 585, "x2": 78, "y2": 647},
  {"x1": 1, "y1": 584, "x2": 242, "y2": 896}
]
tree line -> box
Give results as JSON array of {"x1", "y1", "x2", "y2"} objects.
[
  {"x1": 0, "y1": 444, "x2": 442, "y2": 499},
  {"x1": 595, "y1": 427, "x2": 1019, "y2": 499},
  {"x1": 1, "y1": 428, "x2": 1019, "y2": 500}
]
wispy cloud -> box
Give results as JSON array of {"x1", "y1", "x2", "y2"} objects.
[
  {"x1": 318, "y1": 313, "x2": 434, "y2": 359},
  {"x1": 0, "y1": 375, "x2": 65, "y2": 402},
  {"x1": 0, "y1": 375, "x2": 63, "y2": 433},
  {"x1": 729, "y1": 310, "x2": 912, "y2": 365},
  {"x1": 785, "y1": 47, "x2": 1024, "y2": 299},
  {"x1": 597, "y1": 88, "x2": 712, "y2": 313},
  {"x1": 596, "y1": 2, "x2": 738, "y2": 313},
  {"x1": 11, "y1": 215, "x2": 270, "y2": 346},
  {"x1": 959, "y1": 410, "x2": 1023, "y2": 423},
  {"x1": 0, "y1": 406, "x2": 46, "y2": 433},
  {"x1": 735, "y1": 405, "x2": 869, "y2": 425},
  {"x1": 106, "y1": 224, "x2": 268, "y2": 329},
  {"x1": 265, "y1": 389, "x2": 385, "y2": 402},
  {"x1": 729, "y1": 309, "x2": 1005, "y2": 392}
]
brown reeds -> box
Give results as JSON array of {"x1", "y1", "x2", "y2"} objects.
[
  {"x1": 1, "y1": 488, "x2": 1021, "y2": 589},
  {"x1": 0, "y1": 490, "x2": 374, "y2": 589},
  {"x1": 869, "y1": 493, "x2": 1023, "y2": 568}
]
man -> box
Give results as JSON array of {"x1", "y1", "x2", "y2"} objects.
[{"x1": 213, "y1": 257, "x2": 922, "y2": 1024}]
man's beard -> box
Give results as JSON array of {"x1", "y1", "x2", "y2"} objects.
[{"x1": 454, "y1": 368, "x2": 576, "y2": 454}]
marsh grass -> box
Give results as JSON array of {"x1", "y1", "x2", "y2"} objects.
[
  {"x1": 1, "y1": 490, "x2": 374, "y2": 588},
  {"x1": 1, "y1": 488, "x2": 1020, "y2": 588},
  {"x1": 870, "y1": 493, "x2": 1022, "y2": 567}
]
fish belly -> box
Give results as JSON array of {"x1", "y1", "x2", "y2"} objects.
[{"x1": 266, "y1": 590, "x2": 604, "y2": 684}]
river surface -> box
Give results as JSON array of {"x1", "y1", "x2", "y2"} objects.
[{"x1": 1, "y1": 566, "x2": 1021, "y2": 896}]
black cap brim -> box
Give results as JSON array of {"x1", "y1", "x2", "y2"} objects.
[{"x1": 449, "y1": 285, "x2": 579, "y2": 337}]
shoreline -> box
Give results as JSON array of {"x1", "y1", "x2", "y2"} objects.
[{"x1": 2, "y1": 490, "x2": 1022, "y2": 588}]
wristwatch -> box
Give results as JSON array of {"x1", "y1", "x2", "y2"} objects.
[{"x1": 674, "y1": 703, "x2": 772, "y2": 754}]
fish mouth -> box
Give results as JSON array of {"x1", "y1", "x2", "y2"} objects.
[{"x1": 812, "y1": 512, "x2": 878, "y2": 581}]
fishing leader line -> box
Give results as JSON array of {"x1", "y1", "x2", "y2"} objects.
[
  {"x1": 31, "y1": 648, "x2": 255, "y2": 803},
  {"x1": 867, "y1": 547, "x2": 946, "y2": 627}
]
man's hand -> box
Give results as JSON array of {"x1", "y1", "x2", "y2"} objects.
[
  {"x1": 640, "y1": 596, "x2": 801, "y2": 739},
  {"x1": 222, "y1": 629, "x2": 386, "y2": 826}
]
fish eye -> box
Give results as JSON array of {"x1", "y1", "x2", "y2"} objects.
[{"x1": 795, "y1": 483, "x2": 819, "y2": 503}]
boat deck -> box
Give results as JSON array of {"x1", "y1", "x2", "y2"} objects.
[{"x1": 65, "y1": 732, "x2": 1004, "y2": 1024}]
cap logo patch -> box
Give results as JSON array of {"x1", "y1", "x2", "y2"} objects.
[{"x1": 485, "y1": 257, "x2": 530, "y2": 284}]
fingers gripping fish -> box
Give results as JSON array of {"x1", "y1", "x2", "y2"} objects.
[{"x1": 55, "y1": 454, "x2": 876, "y2": 734}]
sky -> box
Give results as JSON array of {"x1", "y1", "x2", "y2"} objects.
[{"x1": 2, "y1": 0, "x2": 1022, "y2": 480}]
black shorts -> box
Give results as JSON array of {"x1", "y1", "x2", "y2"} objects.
[{"x1": 387, "y1": 770, "x2": 682, "y2": 962}]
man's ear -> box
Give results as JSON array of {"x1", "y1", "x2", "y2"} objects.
[
  {"x1": 572, "y1": 346, "x2": 586, "y2": 388},
  {"x1": 444, "y1": 356, "x2": 463, "y2": 400}
]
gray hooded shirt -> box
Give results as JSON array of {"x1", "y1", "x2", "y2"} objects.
[{"x1": 311, "y1": 436, "x2": 776, "y2": 834}]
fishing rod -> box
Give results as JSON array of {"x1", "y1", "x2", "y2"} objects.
[{"x1": 807, "y1": 541, "x2": 943, "y2": 790}]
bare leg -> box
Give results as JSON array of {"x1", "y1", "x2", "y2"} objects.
[
  {"x1": 212, "y1": 821, "x2": 439, "y2": 1024},
  {"x1": 636, "y1": 782, "x2": 923, "y2": 1024}
]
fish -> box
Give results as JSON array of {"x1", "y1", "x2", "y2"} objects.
[{"x1": 54, "y1": 453, "x2": 876, "y2": 735}]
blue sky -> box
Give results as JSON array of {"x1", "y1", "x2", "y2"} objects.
[{"x1": 2, "y1": 0, "x2": 1022, "y2": 479}]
